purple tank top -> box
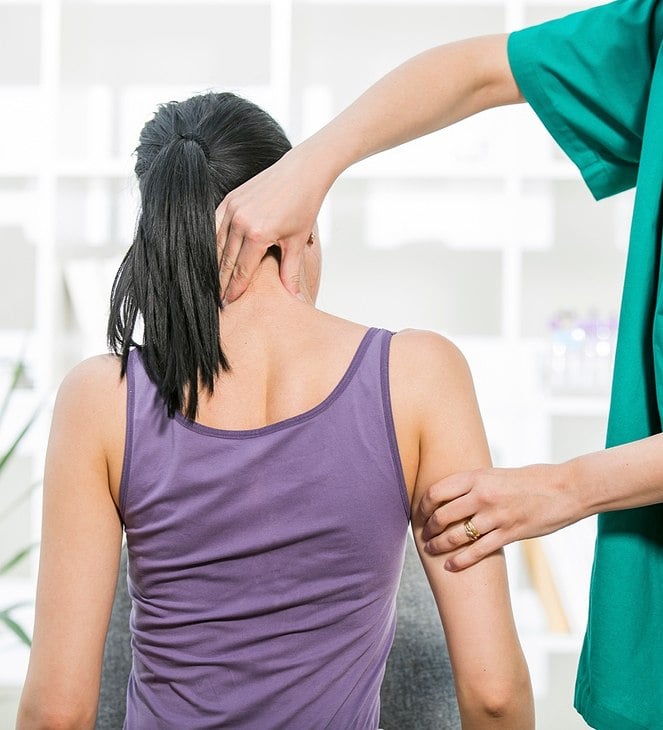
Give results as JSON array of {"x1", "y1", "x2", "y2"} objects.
[{"x1": 120, "y1": 327, "x2": 410, "y2": 729}]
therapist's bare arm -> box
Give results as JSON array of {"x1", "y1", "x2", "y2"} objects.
[
  {"x1": 419, "y1": 434, "x2": 663, "y2": 571},
  {"x1": 217, "y1": 33, "x2": 524, "y2": 302}
]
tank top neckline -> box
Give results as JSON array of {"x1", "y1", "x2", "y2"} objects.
[{"x1": 170, "y1": 327, "x2": 381, "y2": 440}]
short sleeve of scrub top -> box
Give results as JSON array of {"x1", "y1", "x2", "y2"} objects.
[
  {"x1": 508, "y1": 0, "x2": 661, "y2": 200},
  {"x1": 508, "y1": 2, "x2": 663, "y2": 730}
]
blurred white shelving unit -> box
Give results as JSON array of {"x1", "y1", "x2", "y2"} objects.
[{"x1": 0, "y1": 0, "x2": 625, "y2": 726}]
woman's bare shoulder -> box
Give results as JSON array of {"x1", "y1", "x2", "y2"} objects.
[
  {"x1": 53, "y1": 354, "x2": 127, "y2": 443},
  {"x1": 385, "y1": 330, "x2": 478, "y2": 497},
  {"x1": 53, "y1": 355, "x2": 127, "y2": 498},
  {"x1": 57, "y1": 353, "x2": 125, "y2": 402},
  {"x1": 389, "y1": 328, "x2": 478, "y2": 423},
  {"x1": 390, "y1": 329, "x2": 471, "y2": 381}
]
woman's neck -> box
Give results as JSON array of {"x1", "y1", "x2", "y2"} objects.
[{"x1": 219, "y1": 257, "x2": 316, "y2": 343}]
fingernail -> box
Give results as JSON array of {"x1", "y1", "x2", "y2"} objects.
[{"x1": 445, "y1": 560, "x2": 456, "y2": 572}]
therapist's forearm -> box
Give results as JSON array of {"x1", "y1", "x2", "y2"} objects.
[
  {"x1": 297, "y1": 34, "x2": 524, "y2": 187},
  {"x1": 570, "y1": 433, "x2": 663, "y2": 517}
]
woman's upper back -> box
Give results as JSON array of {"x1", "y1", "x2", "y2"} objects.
[{"x1": 118, "y1": 311, "x2": 412, "y2": 729}]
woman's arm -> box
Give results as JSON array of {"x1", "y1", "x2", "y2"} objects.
[
  {"x1": 217, "y1": 33, "x2": 523, "y2": 302},
  {"x1": 17, "y1": 356, "x2": 125, "y2": 730},
  {"x1": 418, "y1": 435, "x2": 663, "y2": 571},
  {"x1": 390, "y1": 331, "x2": 534, "y2": 729}
]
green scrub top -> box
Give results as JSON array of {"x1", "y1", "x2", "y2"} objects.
[{"x1": 508, "y1": 1, "x2": 663, "y2": 728}]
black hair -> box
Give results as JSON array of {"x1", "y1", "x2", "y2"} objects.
[{"x1": 107, "y1": 92, "x2": 291, "y2": 419}]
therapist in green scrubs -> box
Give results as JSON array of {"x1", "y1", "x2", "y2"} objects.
[{"x1": 215, "y1": 1, "x2": 663, "y2": 727}]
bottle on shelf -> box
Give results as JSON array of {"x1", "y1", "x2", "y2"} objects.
[{"x1": 546, "y1": 309, "x2": 617, "y2": 395}]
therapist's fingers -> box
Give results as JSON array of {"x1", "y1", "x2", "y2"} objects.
[
  {"x1": 441, "y1": 529, "x2": 509, "y2": 572},
  {"x1": 422, "y1": 503, "x2": 494, "y2": 555},
  {"x1": 222, "y1": 232, "x2": 270, "y2": 304},
  {"x1": 279, "y1": 237, "x2": 309, "y2": 299},
  {"x1": 216, "y1": 192, "x2": 269, "y2": 302},
  {"x1": 219, "y1": 234, "x2": 242, "y2": 299},
  {"x1": 418, "y1": 471, "x2": 475, "y2": 522},
  {"x1": 215, "y1": 198, "x2": 230, "y2": 252},
  {"x1": 216, "y1": 200, "x2": 238, "y2": 296},
  {"x1": 421, "y1": 493, "x2": 480, "y2": 550}
]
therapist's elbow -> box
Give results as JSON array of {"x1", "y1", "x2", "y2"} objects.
[{"x1": 472, "y1": 34, "x2": 526, "y2": 110}]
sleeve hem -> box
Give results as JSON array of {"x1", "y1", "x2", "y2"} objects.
[{"x1": 507, "y1": 32, "x2": 636, "y2": 201}]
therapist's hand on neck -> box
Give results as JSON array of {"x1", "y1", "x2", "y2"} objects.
[{"x1": 216, "y1": 140, "x2": 335, "y2": 304}]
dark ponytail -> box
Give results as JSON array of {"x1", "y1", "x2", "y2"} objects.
[{"x1": 108, "y1": 93, "x2": 291, "y2": 420}]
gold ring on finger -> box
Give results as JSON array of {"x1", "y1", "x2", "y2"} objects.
[{"x1": 463, "y1": 519, "x2": 481, "y2": 542}]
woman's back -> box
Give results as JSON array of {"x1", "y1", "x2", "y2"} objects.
[
  {"x1": 121, "y1": 317, "x2": 409, "y2": 728},
  {"x1": 189, "y1": 293, "x2": 373, "y2": 433}
]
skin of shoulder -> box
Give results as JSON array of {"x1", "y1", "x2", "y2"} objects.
[
  {"x1": 55, "y1": 353, "x2": 126, "y2": 506},
  {"x1": 56, "y1": 352, "x2": 124, "y2": 420},
  {"x1": 388, "y1": 327, "x2": 485, "y2": 502},
  {"x1": 58, "y1": 352, "x2": 124, "y2": 403}
]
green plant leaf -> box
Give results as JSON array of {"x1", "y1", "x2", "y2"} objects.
[
  {"x1": 0, "y1": 542, "x2": 38, "y2": 575},
  {"x1": 0, "y1": 360, "x2": 25, "y2": 429},
  {"x1": 0, "y1": 405, "x2": 41, "y2": 474},
  {"x1": 0, "y1": 355, "x2": 37, "y2": 649},
  {"x1": 0, "y1": 479, "x2": 41, "y2": 525},
  {"x1": 0, "y1": 608, "x2": 32, "y2": 647}
]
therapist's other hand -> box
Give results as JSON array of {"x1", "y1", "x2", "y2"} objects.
[
  {"x1": 419, "y1": 462, "x2": 582, "y2": 571},
  {"x1": 216, "y1": 145, "x2": 329, "y2": 303}
]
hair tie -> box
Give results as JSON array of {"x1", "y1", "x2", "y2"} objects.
[{"x1": 178, "y1": 132, "x2": 210, "y2": 161}]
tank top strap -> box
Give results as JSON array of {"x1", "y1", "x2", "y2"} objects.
[
  {"x1": 343, "y1": 326, "x2": 393, "y2": 395},
  {"x1": 119, "y1": 347, "x2": 171, "y2": 517},
  {"x1": 340, "y1": 328, "x2": 410, "y2": 519}
]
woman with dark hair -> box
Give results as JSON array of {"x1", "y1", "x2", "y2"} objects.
[{"x1": 17, "y1": 92, "x2": 533, "y2": 729}]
